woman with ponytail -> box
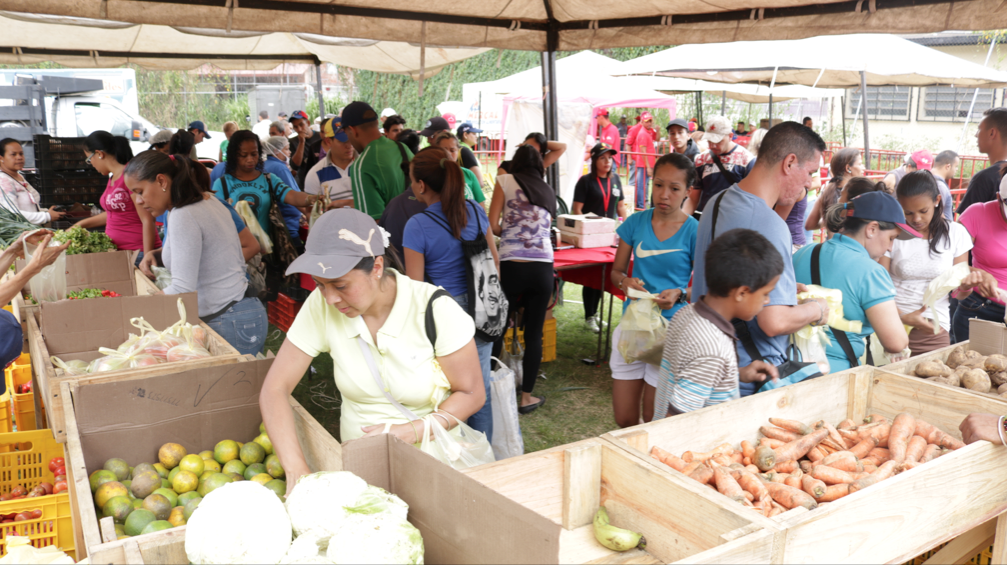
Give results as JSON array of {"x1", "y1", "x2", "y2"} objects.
[
  {"x1": 77, "y1": 130, "x2": 160, "y2": 262},
  {"x1": 402, "y1": 147, "x2": 498, "y2": 440},
  {"x1": 804, "y1": 148, "x2": 865, "y2": 233},
  {"x1": 881, "y1": 170, "x2": 982, "y2": 353},
  {"x1": 123, "y1": 152, "x2": 267, "y2": 355}
]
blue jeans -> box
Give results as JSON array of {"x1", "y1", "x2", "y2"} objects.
[
  {"x1": 951, "y1": 294, "x2": 1005, "y2": 343},
  {"x1": 452, "y1": 293, "x2": 493, "y2": 443},
  {"x1": 205, "y1": 296, "x2": 268, "y2": 356},
  {"x1": 634, "y1": 165, "x2": 650, "y2": 209},
  {"x1": 134, "y1": 251, "x2": 144, "y2": 268}
]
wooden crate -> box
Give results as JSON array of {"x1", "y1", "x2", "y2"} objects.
[
  {"x1": 133, "y1": 267, "x2": 160, "y2": 296},
  {"x1": 461, "y1": 437, "x2": 782, "y2": 564},
  {"x1": 602, "y1": 367, "x2": 1007, "y2": 563},
  {"x1": 878, "y1": 342, "x2": 963, "y2": 377},
  {"x1": 61, "y1": 365, "x2": 342, "y2": 563},
  {"x1": 26, "y1": 313, "x2": 243, "y2": 443}
]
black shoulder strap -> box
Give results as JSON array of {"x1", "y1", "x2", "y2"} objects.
[
  {"x1": 710, "y1": 189, "x2": 728, "y2": 238},
  {"x1": 395, "y1": 141, "x2": 411, "y2": 190},
  {"x1": 220, "y1": 176, "x2": 230, "y2": 201},
  {"x1": 811, "y1": 243, "x2": 859, "y2": 368},
  {"x1": 263, "y1": 172, "x2": 276, "y2": 201},
  {"x1": 732, "y1": 319, "x2": 765, "y2": 362},
  {"x1": 710, "y1": 151, "x2": 740, "y2": 185},
  {"x1": 425, "y1": 288, "x2": 452, "y2": 351}
]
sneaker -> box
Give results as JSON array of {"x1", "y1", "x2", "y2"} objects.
[{"x1": 586, "y1": 317, "x2": 600, "y2": 334}]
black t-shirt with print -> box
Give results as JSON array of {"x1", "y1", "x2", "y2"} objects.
[{"x1": 573, "y1": 173, "x2": 624, "y2": 219}]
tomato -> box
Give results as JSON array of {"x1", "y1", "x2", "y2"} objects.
[
  {"x1": 30, "y1": 509, "x2": 41, "y2": 519},
  {"x1": 20, "y1": 382, "x2": 30, "y2": 393},
  {"x1": 54, "y1": 476, "x2": 66, "y2": 485},
  {"x1": 48, "y1": 458, "x2": 64, "y2": 473},
  {"x1": 10, "y1": 486, "x2": 26, "y2": 498},
  {"x1": 0, "y1": 493, "x2": 11, "y2": 502},
  {"x1": 52, "y1": 466, "x2": 66, "y2": 478},
  {"x1": 38, "y1": 482, "x2": 53, "y2": 495},
  {"x1": 14, "y1": 513, "x2": 28, "y2": 522},
  {"x1": 53, "y1": 482, "x2": 67, "y2": 494}
]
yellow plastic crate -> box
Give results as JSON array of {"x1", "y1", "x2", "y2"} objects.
[
  {"x1": 0, "y1": 429, "x2": 74, "y2": 560},
  {"x1": 4, "y1": 353, "x2": 35, "y2": 432},
  {"x1": 0, "y1": 393, "x2": 10, "y2": 437},
  {"x1": 503, "y1": 318, "x2": 557, "y2": 363},
  {"x1": 903, "y1": 542, "x2": 992, "y2": 565}
]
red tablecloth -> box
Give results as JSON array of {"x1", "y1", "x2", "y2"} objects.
[{"x1": 554, "y1": 247, "x2": 626, "y2": 300}]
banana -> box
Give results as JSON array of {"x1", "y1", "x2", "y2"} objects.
[{"x1": 592, "y1": 506, "x2": 647, "y2": 552}]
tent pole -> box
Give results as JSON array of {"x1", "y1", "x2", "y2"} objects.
[
  {"x1": 860, "y1": 70, "x2": 870, "y2": 167},
  {"x1": 768, "y1": 94, "x2": 773, "y2": 124},
  {"x1": 697, "y1": 92, "x2": 703, "y2": 125},
  {"x1": 958, "y1": 34, "x2": 999, "y2": 152},
  {"x1": 315, "y1": 63, "x2": 325, "y2": 118},
  {"x1": 841, "y1": 95, "x2": 847, "y2": 146},
  {"x1": 540, "y1": 49, "x2": 559, "y2": 192},
  {"x1": 721, "y1": 91, "x2": 726, "y2": 114},
  {"x1": 478, "y1": 92, "x2": 482, "y2": 130}
]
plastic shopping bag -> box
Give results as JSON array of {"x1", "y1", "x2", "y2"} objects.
[
  {"x1": 796, "y1": 285, "x2": 862, "y2": 334},
  {"x1": 308, "y1": 193, "x2": 331, "y2": 229},
  {"x1": 921, "y1": 262, "x2": 971, "y2": 334},
  {"x1": 793, "y1": 325, "x2": 832, "y2": 375},
  {"x1": 151, "y1": 266, "x2": 173, "y2": 290},
  {"x1": 164, "y1": 298, "x2": 209, "y2": 349},
  {"x1": 489, "y1": 357, "x2": 524, "y2": 461},
  {"x1": 500, "y1": 333, "x2": 524, "y2": 391},
  {"x1": 130, "y1": 317, "x2": 185, "y2": 362},
  {"x1": 50, "y1": 356, "x2": 89, "y2": 377},
  {"x1": 617, "y1": 288, "x2": 667, "y2": 365},
  {"x1": 419, "y1": 411, "x2": 495, "y2": 470},
  {"x1": 235, "y1": 200, "x2": 273, "y2": 255},
  {"x1": 22, "y1": 231, "x2": 67, "y2": 303},
  {"x1": 166, "y1": 326, "x2": 212, "y2": 363}
]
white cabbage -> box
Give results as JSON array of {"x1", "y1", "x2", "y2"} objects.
[
  {"x1": 284, "y1": 472, "x2": 368, "y2": 536},
  {"x1": 279, "y1": 530, "x2": 333, "y2": 564},
  {"x1": 325, "y1": 513, "x2": 424, "y2": 565},
  {"x1": 185, "y1": 481, "x2": 292, "y2": 564},
  {"x1": 351, "y1": 485, "x2": 409, "y2": 521}
]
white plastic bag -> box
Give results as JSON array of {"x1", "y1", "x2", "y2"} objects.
[
  {"x1": 151, "y1": 266, "x2": 173, "y2": 290},
  {"x1": 419, "y1": 411, "x2": 495, "y2": 470},
  {"x1": 489, "y1": 357, "x2": 524, "y2": 460},
  {"x1": 869, "y1": 332, "x2": 911, "y2": 366},
  {"x1": 235, "y1": 200, "x2": 273, "y2": 254},
  {"x1": 22, "y1": 231, "x2": 67, "y2": 303},
  {"x1": 617, "y1": 288, "x2": 667, "y2": 365},
  {"x1": 921, "y1": 262, "x2": 971, "y2": 334},
  {"x1": 793, "y1": 326, "x2": 832, "y2": 375}
]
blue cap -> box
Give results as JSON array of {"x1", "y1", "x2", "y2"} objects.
[
  {"x1": 341, "y1": 101, "x2": 378, "y2": 128},
  {"x1": 457, "y1": 122, "x2": 483, "y2": 137},
  {"x1": 0, "y1": 309, "x2": 22, "y2": 375},
  {"x1": 187, "y1": 121, "x2": 211, "y2": 139},
  {"x1": 322, "y1": 116, "x2": 349, "y2": 143},
  {"x1": 847, "y1": 191, "x2": 920, "y2": 240}
]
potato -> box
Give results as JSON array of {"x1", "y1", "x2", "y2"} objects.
[
  {"x1": 999, "y1": 383, "x2": 1007, "y2": 395},
  {"x1": 962, "y1": 356, "x2": 988, "y2": 370},
  {"x1": 946, "y1": 348, "x2": 968, "y2": 369},
  {"x1": 991, "y1": 371, "x2": 1007, "y2": 387},
  {"x1": 985, "y1": 354, "x2": 1007, "y2": 373},
  {"x1": 945, "y1": 371, "x2": 962, "y2": 388},
  {"x1": 962, "y1": 368, "x2": 992, "y2": 392},
  {"x1": 966, "y1": 350, "x2": 985, "y2": 361},
  {"x1": 915, "y1": 360, "x2": 948, "y2": 378}
]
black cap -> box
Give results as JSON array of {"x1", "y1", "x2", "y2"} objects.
[
  {"x1": 419, "y1": 116, "x2": 450, "y2": 137},
  {"x1": 666, "y1": 118, "x2": 689, "y2": 132},
  {"x1": 846, "y1": 192, "x2": 920, "y2": 240},
  {"x1": 590, "y1": 143, "x2": 617, "y2": 162},
  {"x1": 341, "y1": 101, "x2": 379, "y2": 127}
]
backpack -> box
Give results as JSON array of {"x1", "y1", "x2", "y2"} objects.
[{"x1": 422, "y1": 201, "x2": 509, "y2": 341}]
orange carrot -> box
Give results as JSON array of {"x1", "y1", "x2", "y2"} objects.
[
  {"x1": 838, "y1": 429, "x2": 860, "y2": 443},
  {"x1": 714, "y1": 466, "x2": 748, "y2": 504},
  {"x1": 821, "y1": 452, "x2": 863, "y2": 473},
  {"x1": 914, "y1": 420, "x2": 966, "y2": 451},
  {"x1": 767, "y1": 506, "x2": 784, "y2": 517},
  {"x1": 759, "y1": 428, "x2": 830, "y2": 471},
  {"x1": 849, "y1": 437, "x2": 878, "y2": 459},
  {"x1": 651, "y1": 446, "x2": 688, "y2": 472},
  {"x1": 867, "y1": 447, "x2": 891, "y2": 463},
  {"x1": 711, "y1": 454, "x2": 734, "y2": 467},
  {"x1": 682, "y1": 443, "x2": 733, "y2": 463},
  {"x1": 769, "y1": 418, "x2": 813, "y2": 435},
  {"x1": 784, "y1": 474, "x2": 803, "y2": 489},
  {"x1": 731, "y1": 468, "x2": 769, "y2": 501},
  {"x1": 742, "y1": 457, "x2": 751, "y2": 466},
  {"x1": 745, "y1": 464, "x2": 761, "y2": 475},
  {"x1": 903, "y1": 436, "x2": 927, "y2": 464},
  {"x1": 838, "y1": 419, "x2": 857, "y2": 430},
  {"x1": 690, "y1": 462, "x2": 715, "y2": 485},
  {"x1": 817, "y1": 483, "x2": 851, "y2": 502},
  {"x1": 759, "y1": 437, "x2": 786, "y2": 449},
  {"x1": 860, "y1": 456, "x2": 880, "y2": 466},
  {"x1": 802, "y1": 475, "x2": 827, "y2": 498},
  {"x1": 811, "y1": 465, "x2": 859, "y2": 485},
  {"x1": 770, "y1": 473, "x2": 791, "y2": 484},
  {"x1": 822, "y1": 422, "x2": 847, "y2": 449},
  {"x1": 861, "y1": 462, "x2": 877, "y2": 473},
  {"x1": 741, "y1": 440, "x2": 756, "y2": 460},
  {"x1": 681, "y1": 460, "x2": 703, "y2": 476},
  {"x1": 863, "y1": 414, "x2": 888, "y2": 425},
  {"x1": 744, "y1": 491, "x2": 755, "y2": 502},
  {"x1": 754, "y1": 445, "x2": 778, "y2": 472},
  {"x1": 799, "y1": 460, "x2": 814, "y2": 474},
  {"x1": 888, "y1": 413, "x2": 917, "y2": 463},
  {"x1": 760, "y1": 425, "x2": 802, "y2": 442},
  {"x1": 806, "y1": 446, "x2": 825, "y2": 462},
  {"x1": 761, "y1": 480, "x2": 818, "y2": 511},
  {"x1": 731, "y1": 452, "x2": 744, "y2": 464},
  {"x1": 820, "y1": 444, "x2": 838, "y2": 455},
  {"x1": 849, "y1": 460, "x2": 898, "y2": 493},
  {"x1": 919, "y1": 444, "x2": 943, "y2": 464},
  {"x1": 755, "y1": 496, "x2": 773, "y2": 517},
  {"x1": 772, "y1": 460, "x2": 799, "y2": 474}
]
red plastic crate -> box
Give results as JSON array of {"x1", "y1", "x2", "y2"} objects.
[
  {"x1": 267, "y1": 306, "x2": 294, "y2": 333},
  {"x1": 300, "y1": 273, "x2": 316, "y2": 292}
]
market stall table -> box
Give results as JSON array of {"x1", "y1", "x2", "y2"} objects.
[{"x1": 553, "y1": 246, "x2": 626, "y2": 364}]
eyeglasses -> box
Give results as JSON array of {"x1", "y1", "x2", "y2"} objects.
[{"x1": 85, "y1": 152, "x2": 94, "y2": 165}]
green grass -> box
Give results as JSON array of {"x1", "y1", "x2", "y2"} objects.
[{"x1": 269, "y1": 282, "x2": 624, "y2": 454}]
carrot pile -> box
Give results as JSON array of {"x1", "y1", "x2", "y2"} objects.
[{"x1": 649, "y1": 413, "x2": 965, "y2": 517}]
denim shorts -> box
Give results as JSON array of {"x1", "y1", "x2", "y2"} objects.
[{"x1": 204, "y1": 296, "x2": 268, "y2": 356}]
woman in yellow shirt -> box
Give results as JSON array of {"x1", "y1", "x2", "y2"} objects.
[{"x1": 260, "y1": 209, "x2": 485, "y2": 494}]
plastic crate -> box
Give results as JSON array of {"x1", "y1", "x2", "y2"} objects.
[
  {"x1": 267, "y1": 303, "x2": 294, "y2": 333},
  {"x1": 5, "y1": 354, "x2": 35, "y2": 432},
  {"x1": 0, "y1": 429, "x2": 75, "y2": 560},
  {"x1": 32, "y1": 135, "x2": 92, "y2": 172},
  {"x1": 0, "y1": 393, "x2": 11, "y2": 437},
  {"x1": 503, "y1": 318, "x2": 557, "y2": 363},
  {"x1": 272, "y1": 293, "x2": 303, "y2": 317},
  {"x1": 33, "y1": 169, "x2": 107, "y2": 207}
]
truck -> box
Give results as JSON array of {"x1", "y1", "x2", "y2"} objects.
[{"x1": 0, "y1": 68, "x2": 157, "y2": 167}]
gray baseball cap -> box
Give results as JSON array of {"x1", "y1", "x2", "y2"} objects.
[{"x1": 285, "y1": 208, "x2": 388, "y2": 280}]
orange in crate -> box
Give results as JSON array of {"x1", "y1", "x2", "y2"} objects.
[{"x1": 0, "y1": 430, "x2": 74, "y2": 560}]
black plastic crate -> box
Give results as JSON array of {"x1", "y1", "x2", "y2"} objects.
[
  {"x1": 33, "y1": 169, "x2": 106, "y2": 207},
  {"x1": 33, "y1": 135, "x2": 92, "y2": 172}
]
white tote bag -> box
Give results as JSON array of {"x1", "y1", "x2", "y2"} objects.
[{"x1": 489, "y1": 357, "x2": 524, "y2": 460}]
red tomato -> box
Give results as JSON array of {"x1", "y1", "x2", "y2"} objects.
[
  {"x1": 30, "y1": 509, "x2": 41, "y2": 519},
  {"x1": 0, "y1": 493, "x2": 11, "y2": 502},
  {"x1": 54, "y1": 475, "x2": 67, "y2": 484},
  {"x1": 20, "y1": 382, "x2": 30, "y2": 393},
  {"x1": 53, "y1": 483, "x2": 67, "y2": 494},
  {"x1": 10, "y1": 486, "x2": 26, "y2": 498},
  {"x1": 38, "y1": 482, "x2": 52, "y2": 495},
  {"x1": 14, "y1": 513, "x2": 28, "y2": 521},
  {"x1": 1, "y1": 520, "x2": 10, "y2": 524},
  {"x1": 53, "y1": 466, "x2": 66, "y2": 478},
  {"x1": 48, "y1": 458, "x2": 64, "y2": 473}
]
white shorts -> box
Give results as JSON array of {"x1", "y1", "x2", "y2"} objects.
[{"x1": 609, "y1": 325, "x2": 660, "y2": 388}]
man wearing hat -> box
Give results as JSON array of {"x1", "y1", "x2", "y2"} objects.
[
  {"x1": 456, "y1": 122, "x2": 486, "y2": 190},
  {"x1": 148, "y1": 129, "x2": 172, "y2": 154},
  {"x1": 625, "y1": 112, "x2": 660, "y2": 209},
  {"x1": 344, "y1": 101, "x2": 414, "y2": 220},
  {"x1": 288, "y1": 110, "x2": 320, "y2": 175},
  {"x1": 595, "y1": 109, "x2": 621, "y2": 162},
  {"x1": 305, "y1": 117, "x2": 355, "y2": 210},
  {"x1": 187, "y1": 121, "x2": 211, "y2": 160},
  {"x1": 685, "y1": 115, "x2": 755, "y2": 218},
  {"x1": 666, "y1": 118, "x2": 699, "y2": 161}
]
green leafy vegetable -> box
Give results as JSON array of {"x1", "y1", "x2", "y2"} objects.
[{"x1": 52, "y1": 226, "x2": 116, "y2": 255}]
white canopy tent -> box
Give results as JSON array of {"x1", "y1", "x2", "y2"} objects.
[
  {"x1": 619, "y1": 34, "x2": 1007, "y2": 153},
  {"x1": 618, "y1": 76, "x2": 845, "y2": 104}
]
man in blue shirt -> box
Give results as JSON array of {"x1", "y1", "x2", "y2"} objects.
[
  {"x1": 262, "y1": 135, "x2": 307, "y2": 250},
  {"x1": 691, "y1": 122, "x2": 832, "y2": 396}
]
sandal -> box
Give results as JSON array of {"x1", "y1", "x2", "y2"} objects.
[{"x1": 518, "y1": 394, "x2": 546, "y2": 415}]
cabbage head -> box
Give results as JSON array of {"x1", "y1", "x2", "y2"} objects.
[
  {"x1": 284, "y1": 472, "x2": 368, "y2": 536},
  {"x1": 325, "y1": 512, "x2": 424, "y2": 565},
  {"x1": 185, "y1": 481, "x2": 292, "y2": 564}
]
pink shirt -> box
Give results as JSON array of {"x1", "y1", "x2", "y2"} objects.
[
  {"x1": 599, "y1": 123, "x2": 621, "y2": 157},
  {"x1": 100, "y1": 175, "x2": 160, "y2": 251},
  {"x1": 625, "y1": 124, "x2": 659, "y2": 168},
  {"x1": 959, "y1": 200, "x2": 1007, "y2": 304}
]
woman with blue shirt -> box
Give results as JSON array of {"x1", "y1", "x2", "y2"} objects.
[
  {"x1": 609, "y1": 153, "x2": 698, "y2": 428},
  {"x1": 792, "y1": 192, "x2": 912, "y2": 372},
  {"x1": 403, "y1": 147, "x2": 500, "y2": 441}
]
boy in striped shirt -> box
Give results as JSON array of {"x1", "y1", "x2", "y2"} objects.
[{"x1": 656, "y1": 229, "x2": 783, "y2": 417}]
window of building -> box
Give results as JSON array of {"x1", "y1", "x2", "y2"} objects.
[
  {"x1": 845, "y1": 87, "x2": 912, "y2": 121},
  {"x1": 918, "y1": 86, "x2": 995, "y2": 122}
]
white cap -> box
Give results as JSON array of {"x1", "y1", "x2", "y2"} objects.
[
  {"x1": 380, "y1": 108, "x2": 398, "y2": 118},
  {"x1": 703, "y1": 116, "x2": 733, "y2": 143},
  {"x1": 1000, "y1": 171, "x2": 1007, "y2": 199}
]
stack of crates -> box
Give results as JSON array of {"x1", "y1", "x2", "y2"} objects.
[
  {"x1": 502, "y1": 316, "x2": 557, "y2": 363},
  {"x1": 267, "y1": 292, "x2": 303, "y2": 333},
  {"x1": 4, "y1": 353, "x2": 37, "y2": 432},
  {"x1": 31, "y1": 135, "x2": 107, "y2": 208}
]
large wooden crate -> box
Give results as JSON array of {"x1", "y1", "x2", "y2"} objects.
[
  {"x1": 25, "y1": 294, "x2": 243, "y2": 443},
  {"x1": 61, "y1": 358, "x2": 343, "y2": 563},
  {"x1": 602, "y1": 367, "x2": 1007, "y2": 563},
  {"x1": 461, "y1": 437, "x2": 783, "y2": 564}
]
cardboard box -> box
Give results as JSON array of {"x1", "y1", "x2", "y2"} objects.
[
  {"x1": 603, "y1": 367, "x2": 1007, "y2": 563},
  {"x1": 558, "y1": 230, "x2": 618, "y2": 249},
  {"x1": 12, "y1": 250, "x2": 140, "y2": 325},
  {"x1": 26, "y1": 293, "x2": 243, "y2": 443},
  {"x1": 556, "y1": 214, "x2": 617, "y2": 235},
  {"x1": 61, "y1": 358, "x2": 344, "y2": 562}
]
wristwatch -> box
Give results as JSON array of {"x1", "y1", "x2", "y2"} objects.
[{"x1": 675, "y1": 289, "x2": 688, "y2": 304}]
